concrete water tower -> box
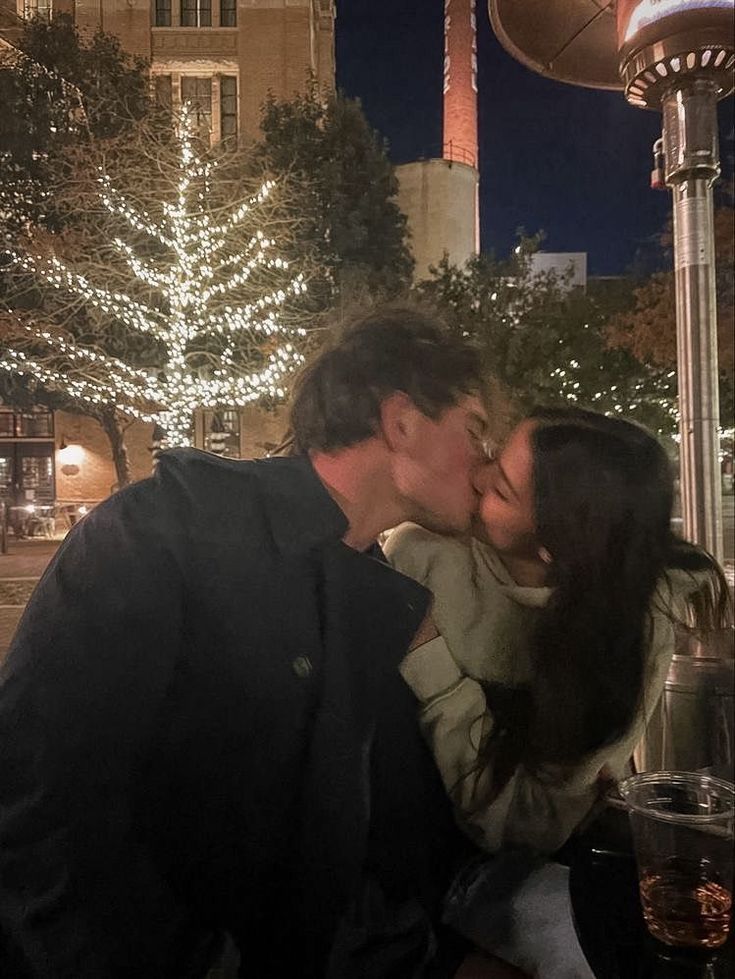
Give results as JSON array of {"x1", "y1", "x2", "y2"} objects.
[
  {"x1": 397, "y1": 0, "x2": 480, "y2": 280},
  {"x1": 488, "y1": 0, "x2": 735, "y2": 562}
]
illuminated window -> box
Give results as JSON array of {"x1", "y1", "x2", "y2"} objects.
[{"x1": 181, "y1": 76, "x2": 212, "y2": 134}]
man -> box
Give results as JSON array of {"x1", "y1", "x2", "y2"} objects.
[{"x1": 0, "y1": 307, "x2": 490, "y2": 977}]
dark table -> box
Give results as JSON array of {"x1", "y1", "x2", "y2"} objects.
[{"x1": 568, "y1": 808, "x2": 733, "y2": 979}]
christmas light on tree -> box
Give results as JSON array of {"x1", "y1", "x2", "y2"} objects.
[{"x1": 0, "y1": 109, "x2": 315, "y2": 446}]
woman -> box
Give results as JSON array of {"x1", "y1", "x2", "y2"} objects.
[{"x1": 385, "y1": 407, "x2": 731, "y2": 977}]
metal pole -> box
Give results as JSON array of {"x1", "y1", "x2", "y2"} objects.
[{"x1": 661, "y1": 78, "x2": 723, "y2": 563}]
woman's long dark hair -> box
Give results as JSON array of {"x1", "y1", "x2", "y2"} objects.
[{"x1": 488, "y1": 407, "x2": 732, "y2": 774}]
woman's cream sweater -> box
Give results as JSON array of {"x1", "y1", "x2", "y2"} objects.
[{"x1": 385, "y1": 522, "x2": 692, "y2": 855}]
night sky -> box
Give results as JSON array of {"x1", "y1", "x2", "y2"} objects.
[{"x1": 336, "y1": 0, "x2": 733, "y2": 277}]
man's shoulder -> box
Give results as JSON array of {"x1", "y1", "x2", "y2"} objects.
[
  {"x1": 156, "y1": 447, "x2": 260, "y2": 487},
  {"x1": 160, "y1": 447, "x2": 306, "y2": 510},
  {"x1": 84, "y1": 450, "x2": 266, "y2": 542}
]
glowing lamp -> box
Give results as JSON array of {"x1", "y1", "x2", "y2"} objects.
[{"x1": 58, "y1": 440, "x2": 84, "y2": 467}]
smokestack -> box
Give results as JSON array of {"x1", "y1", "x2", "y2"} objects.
[
  {"x1": 395, "y1": 0, "x2": 481, "y2": 277},
  {"x1": 443, "y1": 0, "x2": 479, "y2": 169}
]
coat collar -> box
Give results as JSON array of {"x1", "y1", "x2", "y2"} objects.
[{"x1": 250, "y1": 453, "x2": 349, "y2": 555}]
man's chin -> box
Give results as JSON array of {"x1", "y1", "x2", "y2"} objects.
[{"x1": 469, "y1": 515, "x2": 490, "y2": 543}]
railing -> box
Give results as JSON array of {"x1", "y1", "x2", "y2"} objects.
[{"x1": 442, "y1": 140, "x2": 478, "y2": 168}]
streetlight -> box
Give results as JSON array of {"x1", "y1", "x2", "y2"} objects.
[{"x1": 489, "y1": 0, "x2": 734, "y2": 562}]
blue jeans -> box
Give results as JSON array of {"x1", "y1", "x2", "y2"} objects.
[{"x1": 444, "y1": 851, "x2": 595, "y2": 979}]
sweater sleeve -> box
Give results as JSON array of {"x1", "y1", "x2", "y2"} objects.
[
  {"x1": 0, "y1": 474, "x2": 188, "y2": 976},
  {"x1": 400, "y1": 612, "x2": 676, "y2": 855}
]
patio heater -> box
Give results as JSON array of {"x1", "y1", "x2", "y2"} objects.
[{"x1": 488, "y1": 0, "x2": 735, "y2": 562}]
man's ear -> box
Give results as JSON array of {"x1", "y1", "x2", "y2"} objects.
[{"x1": 379, "y1": 391, "x2": 421, "y2": 452}]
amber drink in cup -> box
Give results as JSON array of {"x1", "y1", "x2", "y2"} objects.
[{"x1": 619, "y1": 772, "x2": 734, "y2": 949}]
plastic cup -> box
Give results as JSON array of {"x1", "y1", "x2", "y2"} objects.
[{"x1": 619, "y1": 772, "x2": 734, "y2": 949}]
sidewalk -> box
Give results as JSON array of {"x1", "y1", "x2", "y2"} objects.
[{"x1": 0, "y1": 540, "x2": 60, "y2": 662}]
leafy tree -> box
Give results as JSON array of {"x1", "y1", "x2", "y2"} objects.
[
  {"x1": 1, "y1": 112, "x2": 322, "y2": 486},
  {"x1": 256, "y1": 84, "x2": 413, "y2": 308},
  {"x1": 0, "y1": 14, "x2": 152, "y2": 238},
  {"x1": 418, "y1": 240, "x2": 678, "y2": 441}
]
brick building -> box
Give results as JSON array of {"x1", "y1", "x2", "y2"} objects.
[{"x1": 0, "y1": 0, "x2": 334, "y2": 520}]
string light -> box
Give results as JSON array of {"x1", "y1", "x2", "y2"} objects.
[
  {"x1": 547, "y1": 356, "x2": 678, "y2": 425},
  {"x1": 1, "y1": 110, "x2": 312, "y2": 447}
]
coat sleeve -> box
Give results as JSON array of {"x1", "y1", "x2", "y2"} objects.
[
  {"x1": 0, "y1": 477, "x2": 187, "y2": 977},
  {"x1": 400, "y1": 611, "x2": 675, "y2": 855}
]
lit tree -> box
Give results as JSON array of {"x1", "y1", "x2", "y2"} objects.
[{"x1": 1, "y1": 110, "x2": 319, "y2": 483}]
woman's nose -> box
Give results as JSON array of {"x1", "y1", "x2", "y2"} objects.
[{"x1": 472, "y1": 461, "x2": 494, "y2": 494}]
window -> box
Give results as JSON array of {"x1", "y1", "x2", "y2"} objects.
[
  {"x1": 0, "y1": 408, "x2": 54, "y2": 439},
  {"x1": 154, "y1": 0, "x2": 171, "y2": 26},
  {"x1": 1, "y1": 449, "x2": 56, "y2": 503},
  {"x1": 16, "y1": 411, "x2": 53, "y2": 438},
  {"x1": 23, "y1": 0, "x2": 51, "y2": 20},
  {"x1": 203, "y1": 410, "x2": 240, "y2": 458},
  {"x1": 0, "y1": 455, "x2": 11, "y2": 499},
  {"x1": 181, "y1": 77, "x2": 212, "y2": 134},
  {"x1": 220, "y1": 0, "x2": 236, "y2": 27},
  {"x1": 22, "y1": 454, "x2": 53, "y2": 496},
  {"x1": 180, "y1": 0, "x2": 211, "y2": 27},
  {"x1": 220, "y1": 76, "x2": 237, "y2": 141},
  {"x1": 154, "y1": 74, "x2": 173, "y2": 108}
]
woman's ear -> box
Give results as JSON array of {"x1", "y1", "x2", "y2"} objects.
[{"x1": 379, "y1": 391, "x2": 419, "y2": 452}]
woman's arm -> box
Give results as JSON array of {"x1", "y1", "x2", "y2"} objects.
[
  {"x1": 401, "y1": 612, "x2": 674, "y2": 854},
  {"x1": 401, "y1": 637, "x2": 598, "y2": 853}
]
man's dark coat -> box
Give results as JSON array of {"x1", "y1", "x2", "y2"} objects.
[{"x1": 0, "y1": 450, "x2": 470, "y2": 978}]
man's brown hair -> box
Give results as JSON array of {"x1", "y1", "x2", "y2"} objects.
[{"x1": 288, "y1": 306, "x2": 485, "y2": 453}]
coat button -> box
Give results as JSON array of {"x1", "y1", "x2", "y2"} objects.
[{"x1": 292, "y1": 655, "x2": 312, "y2": 679}]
